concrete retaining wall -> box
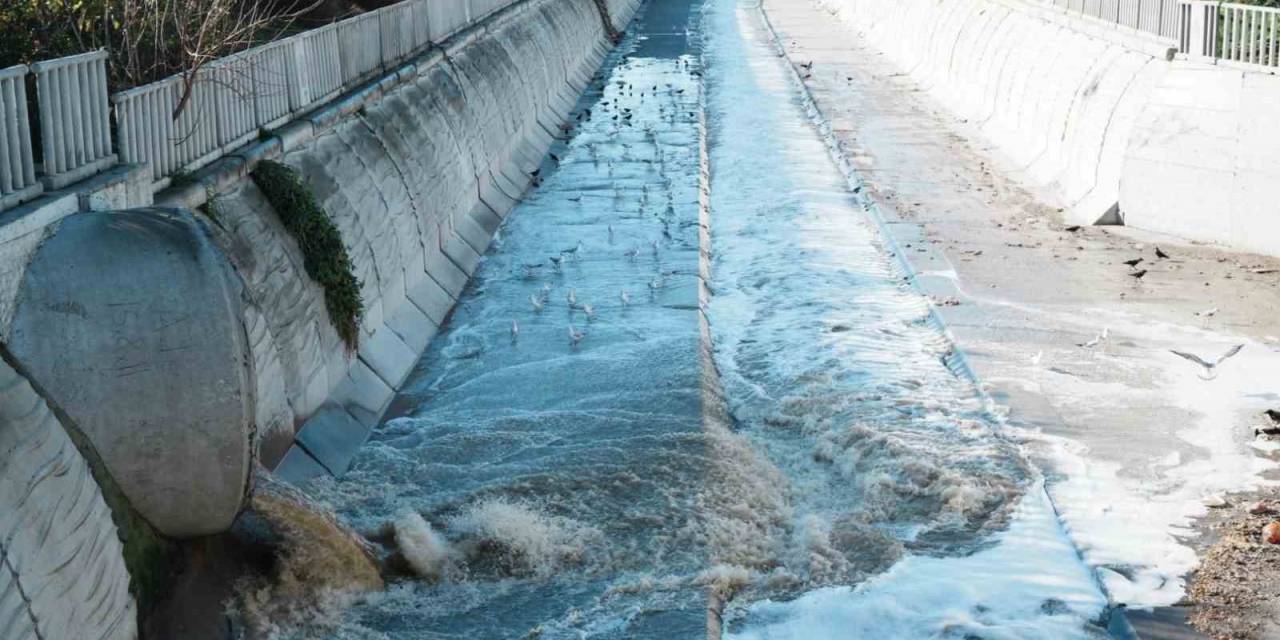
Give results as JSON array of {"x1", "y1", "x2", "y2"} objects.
[
  {"x1": 815, "y1": 0, "x2": 1280, "y2": 253},
  {"x1": 1121, "y1": 65, "x2": 1280, "y2": 256},
  {"x1": 0, "y1": 355, "x2": 136, "y2": 640}
]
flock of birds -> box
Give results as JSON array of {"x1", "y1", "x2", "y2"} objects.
[
  {"x1": 1022, "y1": 241, "x2": 1249, "y2": 380},
  {"x1": 504, "y1": 64, "x2": 695, "y2": 351},
  {"x1": 510, "y1": 231, "x2": 669, "y2": 350}
]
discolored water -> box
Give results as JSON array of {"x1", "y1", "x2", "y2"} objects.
[{"x1": 298, "y1": 0, "x2": 1111, "y2": 637}]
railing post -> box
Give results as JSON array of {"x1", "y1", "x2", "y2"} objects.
[
  {"x1": 0, "y1": 64, "x2": 41, "y2": 212},
  {"x1": 30, "y1": 51, "x2": 116, "y2": 190}
]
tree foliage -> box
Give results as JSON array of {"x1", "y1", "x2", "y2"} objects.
[{"x1": 0, "y1": 0, "x2": 320, "y2": 100}]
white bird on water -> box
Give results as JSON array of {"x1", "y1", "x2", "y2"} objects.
[
  {"x1": 1171, "y1": 344, "x2": 1244, "y2": 380},
  {"x1": 582, "y1": 303, "x2": 595, "y2": 320},
  {"x1": 649, "y1": 276, "x2": 664, "y2": 290},
  {"x1": 529, "y1": 294, "x2": 544, "y2": 312},
  {"x1": 569, "y1": 325, "x2": 585, "y2": 347},
  {"x1": 550, "y1": 255, "x2": 564, "y2": 271},
  {"x1": 1030, "y1": 350, "x2": 1044, "y2": 367},
  {"x1": 620, "y1": 290, "x2": 631, "y2": 306},
  {"x1": 511, "y1": 320, "x2": 519, "y2": 342},
  {"x1": 567, "y1": 289, "x2": 577, "y2": 307},
  {"x1": 624, "y1": 246, "x2": 640, "y2": 261}
]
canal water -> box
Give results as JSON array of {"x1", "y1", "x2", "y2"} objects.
[{"x1": 300, "y1": 0, "x2": 1112, "y2": 637}]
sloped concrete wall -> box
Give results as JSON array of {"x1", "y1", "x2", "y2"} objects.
[
  {"x1": 817, "y1": 0, "x2": 1280, "y2": 255},
  {"x1": 213, "y1": 0, "x2": 641, "y2": 478},
  {"x1": 1121, "y1": 65, "x2": 1280, "y2": 256},
  {"x1": 0, "y1": 355, "x2": 137, "y2": 640},
  {"x1": 816, "y1": 0, "x2": 1175, "y2": 225}
]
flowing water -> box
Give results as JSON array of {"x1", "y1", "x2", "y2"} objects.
[{"x1": 299, "y1": 0, "x2": 1114, "y2": 637}]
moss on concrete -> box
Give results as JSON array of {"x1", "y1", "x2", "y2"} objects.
[{"x1": 251, "y1": 159, "x2": 364, "y2": 350}]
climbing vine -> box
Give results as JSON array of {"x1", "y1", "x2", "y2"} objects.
[{"x1": 251, "y1": 160, "x2": 363, "y2": 350}]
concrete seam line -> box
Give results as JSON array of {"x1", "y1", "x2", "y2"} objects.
[
  {"x1": 340, "y1": 117, "x2": 393, "y2": 312},
  {"x1": 1082, "y1": 56, "x2": 1153, "y2": 213},
  {"x1": 0, "y1": 545, "x2": 44, "y2": 640},
  {"x1": 291, "y1": 438, "x2": 338, "y2": 477}
]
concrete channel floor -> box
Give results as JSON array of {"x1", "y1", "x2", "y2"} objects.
[{"x1": 761, "y1": 0, "x2": 1280, "y2": 637}]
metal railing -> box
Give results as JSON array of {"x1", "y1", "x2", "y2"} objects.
[
  {"x1": 109, "y1": 0, "x2": 522, "y2": 186},
  {"x1": 0, "y1": 65, "x2": 39, "y2": 208},
  {"x1": 1210, "y1": 1, "x2": 1280, "y2": 68},
  {"x1": 1047, "y1": 0, "x2": 1183, "y2": 39},
  {"x1": 0, "y1": 0, "x2": 522, "y2": 208}
]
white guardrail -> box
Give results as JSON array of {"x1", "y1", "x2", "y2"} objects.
[
  {"x1": 115, "y1": 0, "x2": 501, "y2": 186},
  {"x1": 31, "y1": 51, "x2": 117, "y2": 189},
  {"x1": 1048, "y1": 0, "x2": 1184, "y2": 39},
  {"x1": 0, "y1": 65, "x2": 40, "y2": 209},
  {"x1": 0, "y1": 0, "x2": 512, "y2": 207}
]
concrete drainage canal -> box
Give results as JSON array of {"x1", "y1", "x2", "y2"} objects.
[{"x1": 8, "y1": 0, "x2": 1206, "y2": 637}]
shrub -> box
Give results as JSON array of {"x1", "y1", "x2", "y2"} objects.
[{"x1": 251, "y1": 160, "x2": 363, "y2": 350}]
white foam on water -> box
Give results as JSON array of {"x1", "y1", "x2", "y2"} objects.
[
  {"x1": 449, "y1": 497, "x2": 603, "y2": 576},
  {"x1": 726, "y1": 486, "x2": 1107, "y2": 640},
  {"x1": 1000, "y1": 309, "x2": 1280, "y2": 607},
  {"x1": 702, "y1": 0, "x2": 1110, "y2": 635},
  {"x1": 394, "y1": 511, "x2": 456, "y2": 581}
]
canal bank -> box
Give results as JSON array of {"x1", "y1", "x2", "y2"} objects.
[{"x1": 760, "y1": 0, "x2": 1280, "y2": 636}]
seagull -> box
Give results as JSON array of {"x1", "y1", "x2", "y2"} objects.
[
  {"x1": 511, "y1": 320, "x2": 519, "y2": 342},
  {"x1": 582, "y1": 303, "x2": 595, "y2": 319},
  {"x1": 651, "y1": 239, "x2": 660, "y2": 255},
  {"x1": 648, "y1": 276, "x2": 663, "y2": 290},
  {"x1": 530, "y1": 294, "x2": 544, "y2": 312},
  {"x1": 620, "y1": 290, "x2": 631, "y2": 306},
  {"x1": 608, "y1": 225, "x2": 615, "y2": 243},
  {"x1": 550, "y1": 255, "x2": 564, "y2": 271},
  {"x1": 1078, "y1": 328, "x2": 1109, "y2": 349},
  {"x1": 541, "y1": 283, "x2": 553, "y2": 298},
  {"x1": 1196, "y1": 307, "x2": 1219, "y2": 318},
  {"x1": 567, "y1": 289, "x2": 577, "y2": 306},
  {"x1": 562, "y1": 241, "x2": 583, "y2": 259},
  {"x1": 624, "y1": 246, "x2": 640, "y2": 260},
  {"x1": 569, "y1": 325, "x2": 585, "y2": 347},
  {"x1": 1030, "y1": 350, "x2": 1044, "y2": 367},
  {"x1": 1170, "y1": 344, "x2": 1244, "y2": 380}
]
